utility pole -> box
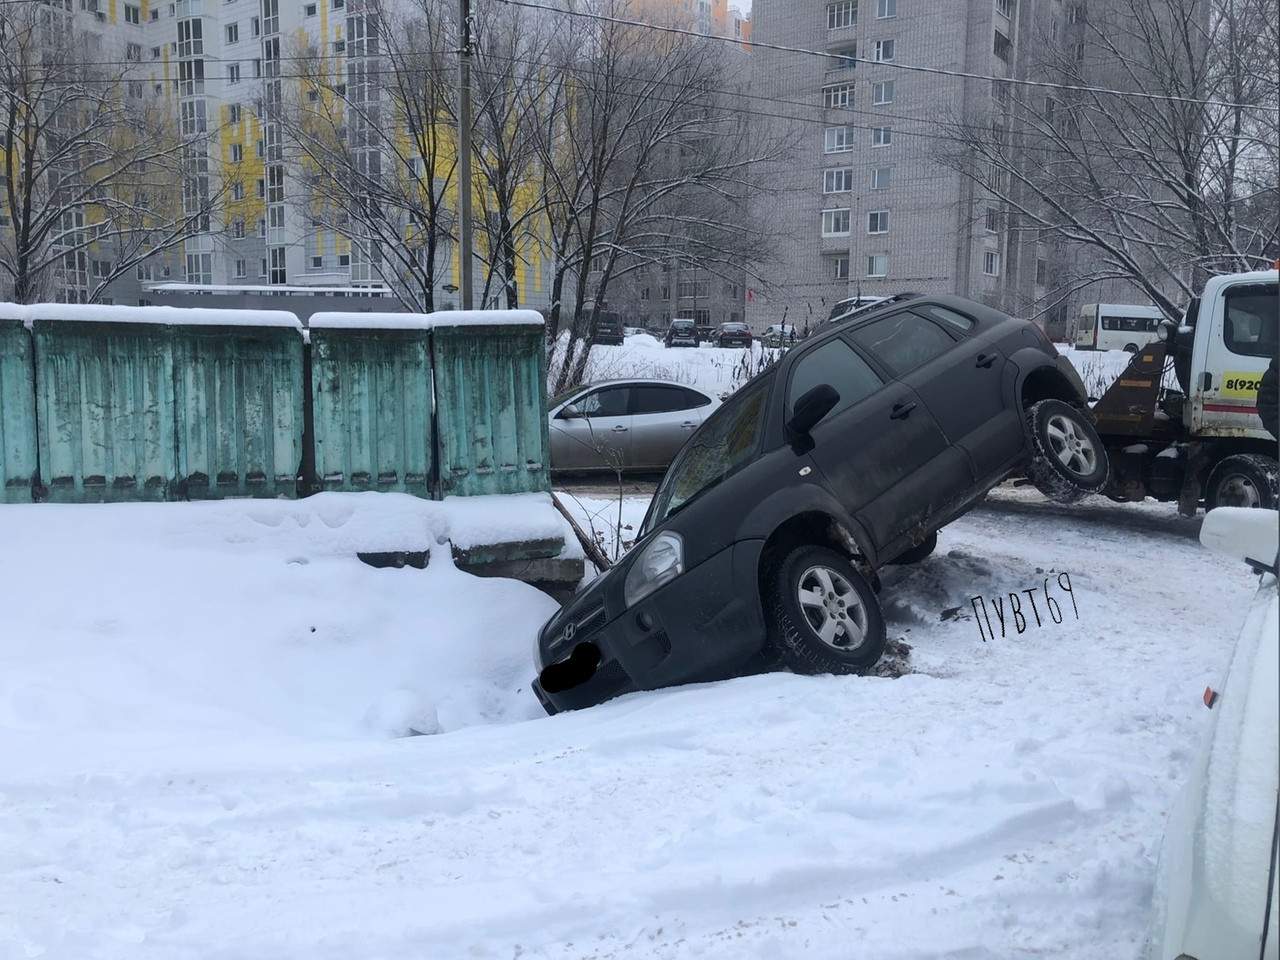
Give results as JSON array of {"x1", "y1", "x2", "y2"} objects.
[{"x1": 457, "y1": 0, "x2": 474, "y2": 309}]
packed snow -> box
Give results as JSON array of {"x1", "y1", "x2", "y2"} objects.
[{"x1": 0, "y1": 337, "x2": 1260, "y2": 958}]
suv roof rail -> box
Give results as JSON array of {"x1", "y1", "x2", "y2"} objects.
[{"x1": 830, "y1": 292, "x2": 923, "y2": 323}]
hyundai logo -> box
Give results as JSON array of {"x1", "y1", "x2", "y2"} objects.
[{"x1": 555, "y1": 620, "x2": 577, "y2": 646}]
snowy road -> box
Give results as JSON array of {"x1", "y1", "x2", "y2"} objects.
[{"x1": 0, "y1": 492, "x2": 1259, "y2": 959}]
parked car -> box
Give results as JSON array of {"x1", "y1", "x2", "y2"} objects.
[
  {"x1": 532, "y1": 293, "x2": 1109, "y2": 712},
  {"x1": 664, "y1": 319, "x2": 700, "y2": 348},
  {"x1": 592, "y1": 311, "x2": 625, "y2": 346},
  {"x1": 714, "y1": 322, "x2": 753, "y2": 348},
  {"x1": 827, "y1": 295, "x2": 888, "y2": 322},
  {"x1": 696, "y1": 323, "x2": 716, "y2": 343},
  {"x1": 1144, "y1": 506, "x2": 1279, "y2": 960},
  {"x1": 547, "y1": 378, "x2": 721, "y2": 473},
  {"x1": 762, "y1": 323, "x2": 798, "y2": 348}
]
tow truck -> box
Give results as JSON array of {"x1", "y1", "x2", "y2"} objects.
[{"x1": 1091, "y1": 269, "x2": 1277, "y2": 514}]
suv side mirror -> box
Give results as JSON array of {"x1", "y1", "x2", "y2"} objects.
[{"x1": 788, "y1": 384, "x2": 840, "y2": 437}]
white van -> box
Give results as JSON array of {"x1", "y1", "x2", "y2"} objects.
[{"x1": 1075, "y1": 303, "x2": 1166, "y2": 352}]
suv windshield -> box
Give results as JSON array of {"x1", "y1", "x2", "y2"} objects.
[{"x1": 642, "y1": 373, "x2": 774, "y2": 535}]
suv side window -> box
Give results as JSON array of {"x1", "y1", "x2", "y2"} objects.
[
  {"x1": 911, "y1": 304, "x2": 975, "y2": 333},
  {"x1": 579, "y1": 386, "x2": 630, "y2": 417},
  {"x1": 849, "y1": 311, "x2": 957, "y2": 376},
  {"x1": 632, "y1": 385, "x2": 711, "y2": 413},
  {"x1": 787, "y1": 339, "x2": 884, "y2": 420}
]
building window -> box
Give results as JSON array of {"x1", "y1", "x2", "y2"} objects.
[
  {"x1": 150, "y1": 45, "x2": 161, "y2": 57},
  {"x1": 830, "y1": 46, "x2": 857, "y2": 70},
  {"x1": 333, "y1": 40, "x2": 346, "y2": 53},
  {"x1": 994, "y1": 30, "x2": 1012, "y2": 61},
  {"x1": 986, "y1": 164, "x2": 1003, "y2": 191},
  {"x1": 232, "y1": 219, "x2": 245, "y2": 239},
  {"x1": 985, "y1": 208, "x2": 1000, "y2": 232},
  {"x1": 230, "y1": 143, "x2": 243, "y2": 163},
  {"x1": 256, "y1": 178, "x2": 265, "y2": 198},
  {"x1": 311, "y1": 256, "x2": 324, "y2": 269},
  {"x1": 876, "y1": 0, "x2": 896, "y2": 17},
  {"x1": 640, "y1": 287, "x2": 650, "y2": 301},
  {"x1": 126, "y1": 43, "x2": 142, "y2": 61},
  {"x1": 871, "y1": 166, "x2": 892, "y2": 189},
  {"x1": 230, "y1": 181, "x2": 244, "y2": 200},
  {"x1": 872, "y1": 126, "x2": 893, "y2": 146},
  {"x1": 124, "y1": 3, "x2": 140, "y2": 23},
  {"x1": 260, "y1": 258, "x2": 268, "y2": 277},
  {"x1": 226, "y1": 23, "x2": 238, "y2": 43},
  {"x1": 834, "y1": 256, "x2": 851, "y2": 280},
  {"x1": 827, "y1": 0, "x2": 857, "y2": 29},
  {"x1": 228, "y1": 104, "x2": 241, "y2": 124},
  {"x1": 983, "y1": 251, "x2": 1001, "y2": 276},
  {"x1": 822, "y1": 209, "x2": 852, "y2": 236},
  {"x1": 234, "y1": 260, "x2": 247, "y2": 278},
  {"x1": 824, "y1": 167, "x2": 854, "y2": 193},
  {"x1": 823, "y1": 83, "x2": 854, "y2": 108},
  {"x1": 996, "y1": 0, "x2": 1014, "y2": 15},
  {"x1": 227, "y1": 63, "x2": 241, "y2": 83},
  {"x1": 874, "y1": 39, "x2": 895, "y2": 61},
  {"x1": 251, "y1": 16, "x2": 261, "y2": 36},
  {"x1": 1068, "y1": 3, "x2": 1085, "y2": 23},
  {"x1": 867, "y1": 210, "x2": 890, "y2": 234},
  {"x1": 867, "y1": 254, "x2": 888, "y2": 276},
  {"x1": 304, "y1": 3, "x2": 317, "y2": 15},
  {"x1": 150, "y1": 7, "x2": 158, "y2": 19},
  {"x1": 338, "y1": 254, "x2": 351, "y2": 267},
  {"x1": 677, "y1": 279, "x2": 711, "y2": 299},
  {"x1": 824, "y1": 126, "x2": 854, "y2": 153},
  {"x1": 872, "y1": 80, "x2": 894, "y2": 104},
  {"x1": 1075, "y1": 42, "x2": 1086, "y2": 60},
  {"x1": 1036, "y1": 258, "x2": 1047, "y2": 285}
]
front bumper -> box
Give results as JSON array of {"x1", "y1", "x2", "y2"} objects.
[{"x1": 532, "y1": 539, "x2": 767, "y2": 713}]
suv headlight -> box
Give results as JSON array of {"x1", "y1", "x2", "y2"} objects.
[{"x1": 624, "y1": 532, "x2": 684, "y2": 607}]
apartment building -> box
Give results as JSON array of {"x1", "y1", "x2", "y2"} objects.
[{"x1": 745, "y1": 0, "x2": 1088, "y2": 331}]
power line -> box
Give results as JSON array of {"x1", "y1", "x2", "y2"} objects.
[{"x1": 494, "y1": 0, "x2": 1273, "y2": 113}]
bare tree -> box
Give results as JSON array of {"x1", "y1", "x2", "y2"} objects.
[
  {"x1": 0, "y1": 5, "x2": 214, "y2": 303},
  {"x1": 934, "y1": 0, "x2": 1278, "y2": 319},
  {"x1": 538, "y1": 2, "x2": 791, "y2": 393},
  {"x1": 281, "y1": 0, "x2": 459, "y2": 311}
]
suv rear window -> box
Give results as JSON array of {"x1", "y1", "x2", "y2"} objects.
[{"x1": 849, "y1": 312, "x2": 957, "y2": 376}]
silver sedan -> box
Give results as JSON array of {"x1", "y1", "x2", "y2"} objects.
[{"x1": 548, "y1": 378, "x2": 722, "y2": 473}]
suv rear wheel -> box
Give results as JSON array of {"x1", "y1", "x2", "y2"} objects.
[
  {"x1": 1025, "y1": 399, "x2": 1109, "y2": 503},
  {"x1": 767, "y1": 546, "x2": 886, "y2": 675}
]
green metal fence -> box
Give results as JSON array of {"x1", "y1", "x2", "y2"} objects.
[
  {"x1": 0, "y1": 312, "x2": 37, "y2": 503},
  {"x1": 31, "y1": 313, "x2": 178, "y2": 503},
  {"x1": 308, "y1": 315, "x2": 434, "y2": 497},
  {"x1": 432, "y1": 313, "x2": 549, "y2": 498},
  {"x1": 172, "y1": 317, "x2": 304, "y2": 499}
]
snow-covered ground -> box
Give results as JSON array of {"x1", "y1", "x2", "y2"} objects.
[{"x1": 2, "y1": 339, "x2": 1251, "y2": 959}]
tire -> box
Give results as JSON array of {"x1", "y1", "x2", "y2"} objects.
[
  {"x1": 1124, "y1": 343, "x2": 1139, "y2": 353},
  {"x1": 767, "y1": 546, "x2": 886, "y2": 675},
  {"x1": 889, "y1": 530, "x2": 938, "y2": 565},
  {"x1": 1204, "y1": 454, "x2": 1279, "y2": 511},
  {"x1": 1025, "y1": 399, "x2": 1109, "y2": 504}
]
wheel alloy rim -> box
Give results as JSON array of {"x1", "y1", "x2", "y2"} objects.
[
  {"x1": 796, "y1": 564, "x2": 868, "y2": 652},
  {"x1": 1218, "y1": 473, "x2": 1261, "y2": 508},
  {"x1": 1045, "y1": 413, "x2": 1099, "y2": 478}
]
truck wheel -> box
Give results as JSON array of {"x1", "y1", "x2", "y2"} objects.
[
  {"x1": 1204, "y1": 454, "x2": 1279, "y2": 510},
  {"x1": 767, "y1": 546, "x2": 886, "y2": 675},
  {"x1": 889, "y1": 530, "x2": 938, "y2": 565},
  {"x1": 1025, "y1": 399, "x2": 1109, "y2": 503}
]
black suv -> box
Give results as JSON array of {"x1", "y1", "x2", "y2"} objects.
[
  {"x1": 593, "y1": 311, "x2": 625, "y2": 346},
  {"x1": 664, "y1": 319, "x2": 699, "y2": 348},
  {"x1": 533, "y1": 294, "x2": 1110, "y2": 713},
  {"x1": 714, "y1": 322, "x2": 753, "y2": 347}
]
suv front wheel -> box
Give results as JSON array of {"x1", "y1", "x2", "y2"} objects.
[
  {"x1": 1025, "y1": 399, "x2": 1109, "y2": 503},
  {"x1": 768, "y1": 546, "x2": 887, "y2": 675}
]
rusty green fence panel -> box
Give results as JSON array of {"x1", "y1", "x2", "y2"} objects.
[
  {"x1": 432, "y1": 312, "x2": 549, "y2": 498},
  {"x1": 31, "y1": 313, "x2": 177, "y2": 503},
  {"x1": 309, "y1": 315, "x2": 434, "y2": 497},
  {"x1": 172, "y1": 314, "x2": 305, "y2": 500},
  {"x1": 0, "y1": 313, "x2": 37, "y2": 503}
]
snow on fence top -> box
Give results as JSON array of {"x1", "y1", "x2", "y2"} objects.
[
  {"x1": 308, "y1": 309, "x2": 545, "y2": 330},
  {"x1": 1, "y1": 302, "x2": 304, "y2": 330}
]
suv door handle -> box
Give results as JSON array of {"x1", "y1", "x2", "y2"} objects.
[
  {"x1": 975, "y1": 352, "x2": 997, "y2": 368},
  {"x1": 890, "y1": 401, "x2": 917, "y2": 420},
  {"x1": 680, "y1": 421, "x2": 697, "y2": 428},
  {"x1": 612, "y1": 425, "x2": 628, "y2": 432}
]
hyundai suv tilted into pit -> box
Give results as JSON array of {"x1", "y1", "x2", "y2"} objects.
[{"x1": 533, "y1": 294, "x2": 1110, "y2": 713}]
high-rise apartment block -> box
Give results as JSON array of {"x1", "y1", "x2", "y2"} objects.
[{"x1": 745, "y1": 0, "x2": 1119, "y2": 333}]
